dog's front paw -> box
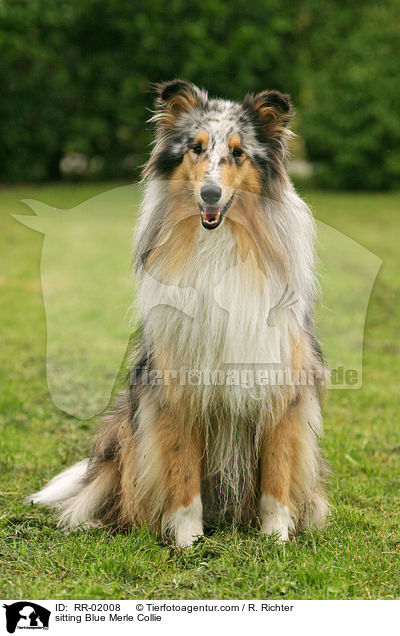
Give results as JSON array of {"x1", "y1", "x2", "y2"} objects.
[
  {"x1": 175, "y1": 520, "x2": 203, "y2": 547},
  {"x1": 260, "y1": 494, "x2": 294, "y2": 542},
  {"x1": 165, "y1": 495, "x2": 204, "y2": 547}
]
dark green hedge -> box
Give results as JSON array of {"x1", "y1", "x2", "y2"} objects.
[
  {"x1": 1, "y1": 0, "x2": 399, "y2": 188},
  {"x1": 299, "y1": 1, "x2": 400, "y2": 190}
]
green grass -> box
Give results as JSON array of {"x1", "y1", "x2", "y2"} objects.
[{"x1": 0, "y1": 182, "x2": 399, "y2": 599}]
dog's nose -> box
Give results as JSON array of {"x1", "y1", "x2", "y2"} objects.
[{"x1": 200, "y1": 183, "x2": 222, "y2": 205}]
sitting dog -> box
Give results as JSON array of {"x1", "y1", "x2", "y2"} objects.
[{"x1": 30, "y1": 80, "x2": 328, "y2": 546}]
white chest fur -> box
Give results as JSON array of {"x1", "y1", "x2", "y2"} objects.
[{"x1": 136, "y1": 186, "x2": 316, "y2": 417}]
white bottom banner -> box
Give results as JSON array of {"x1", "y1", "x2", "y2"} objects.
[{"x1": 1, "y1": 599, "x2": 398, "y2": 635}]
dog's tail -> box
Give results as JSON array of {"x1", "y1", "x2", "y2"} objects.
[
  {"x1": 27, "y1": 393, "x2": 132, "y2": 530},
  {"x1": 28, "y1": 459, "x2": 89, "y2": 507},
  {"x1": 27, "y1": 459, "x2": 99, "y2": 528}
]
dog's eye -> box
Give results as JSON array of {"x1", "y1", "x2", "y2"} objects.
[
  {"x1": 232, "y1": 147, "x2": 244, "y2": 159},
  {"x1": 192, "y1": 144, "x2": 203, "y2": 155}
]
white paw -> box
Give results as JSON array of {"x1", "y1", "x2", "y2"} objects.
[
  {"x1": 260, "y1": 494, "x2": 294, "y2": 542},
  {"x1": 165, "y1": 495, "x2": 204, "y2": 547},
  {"x1": 175, "y1": 519, "x2": 204, "y2": 547}
]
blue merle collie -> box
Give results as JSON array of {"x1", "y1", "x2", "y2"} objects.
[{"x1": 30, "y1": 80, "x2": 328, "y2": 545}]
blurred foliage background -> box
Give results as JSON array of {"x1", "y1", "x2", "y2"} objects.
[{"x1": 0, "y1": 0, "x2": 399, "y2": 188}]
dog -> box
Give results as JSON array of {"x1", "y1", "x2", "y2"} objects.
[{"x1": 29, "y1": 80, "x2": 328, "y2": 546}]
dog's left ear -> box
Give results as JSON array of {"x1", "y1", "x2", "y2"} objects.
[
  {"x1": 243, "y1": 90, "x2": 294, "y2": 136},
  {"x1": 151, "y1": 79, "x2": 206, "y2": 127}
]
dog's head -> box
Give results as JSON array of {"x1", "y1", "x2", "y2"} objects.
[{"x1": 145, "y1": 79, "x2": 294, "y2": 230}]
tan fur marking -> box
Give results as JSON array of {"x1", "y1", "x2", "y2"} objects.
[
  {"x1": 291, "y1": 331, "x2": 308, "y2": 371},
  {"x1": 260, "y1": 407, "x2": 297, "y2": 507},
  {"x1": 144, "y1": 174, "x2": 199, "y2": 280},
  {"x1": 170, "y1": 91, "x2": 198, "y2": 112},
  {"x1": 229, "y1": 134, "x2": 241, "y2": 150},
  {"x1": 145, "y1": 215, "x2": 197, "y2": 281},
  {"x1": 195, "y1": 130, "x2": 209, "y2": 148},
  {"x1": 247, "y1": 94, "x2": 288, "y2": 138},
  {"x1": 227, "y1": 191, "x2": 286, "y2": 281},
  {"x1": 219, "y1": 156, "x2": 261, "y2": 195},
  {"x1": 171, "y1": 152, "x2": 209, "y2": 184},
  {"x1": 117, "y1": 405, "x2": 203, "y2": 530},
  {"x1": 155, "y1": 413, "x2": 203, "y2": 513},
  {"x1": 260, "y1": 385, "x2": 327, "y2": 528},
  {"x1": 220, "y1": 159, "x2": 241, "y2": 189},
  {"x1": 154, "y1": 87, "x2": 200, "y2": 127},
  {"x1": 241, "y1": 161, "x2": 262, "y2": 195},
  {"x1": 118, "y1": 431, "x2": 138, "y2": 528}
]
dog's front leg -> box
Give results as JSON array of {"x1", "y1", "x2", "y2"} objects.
[
  {"x1": 159, "y1": 418, "x2": 203, "y2": 547},
  {"x1": 259, "y1": 405, "x2": 297, "y2": 542},
  {"x1": 136, "y1": 410, "x2": 203, "y2": 546},
  {"x1": 132, "y1": 405, "x2": 204, "y2": 546},
  {"x1": 259, "y1": 386, "x2": 326, "y2": 541}
]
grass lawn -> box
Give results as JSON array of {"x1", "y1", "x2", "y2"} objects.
[{"x1": 0, "y1": 182, "x2": 399, "y2": 600}]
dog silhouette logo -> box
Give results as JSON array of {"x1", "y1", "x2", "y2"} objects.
[
  {"x1": 14, "y1": 185, "x2": 381, "y2": 416},
  {"x1": 3, "y1": 602, "x2": 50, "y2": 633}
]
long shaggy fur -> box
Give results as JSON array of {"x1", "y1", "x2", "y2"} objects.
[{"x1": 29, "y1": 80, "x2": 329, "y2": 545}]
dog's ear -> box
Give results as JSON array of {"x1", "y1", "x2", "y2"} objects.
[
  {"x1": 151, "y1": 79, "x2": 205, "y2": 127},
  {"x1": 243, "y1": 90, "x2": 294, "y2": 137}
]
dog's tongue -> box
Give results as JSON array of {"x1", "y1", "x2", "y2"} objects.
[{"x1": 203, "y1": 206, "x2": 222, "y2": 222}]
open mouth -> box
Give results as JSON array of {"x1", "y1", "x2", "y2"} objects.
[{"x1": 198, "y1": 194, "x2": 234, "y2": 230}]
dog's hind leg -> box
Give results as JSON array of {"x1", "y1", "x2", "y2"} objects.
[
  {"x1": 259, "y1": 387, "x2": 328, "y2": 541},
  {"x1": 291, "y1": 389, "x2": 329, "y2": 531}
]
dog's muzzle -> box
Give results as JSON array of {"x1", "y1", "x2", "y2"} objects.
[{"x1": 198, "y1": 194, "x2": 234, "y2": 230}]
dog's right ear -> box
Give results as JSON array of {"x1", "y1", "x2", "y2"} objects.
[{"x1": 150, "y1": 79, "x2": 206, "y2": 127}]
